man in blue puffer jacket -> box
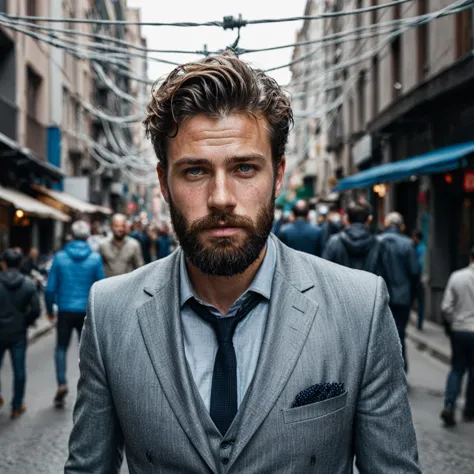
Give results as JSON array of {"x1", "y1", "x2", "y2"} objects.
[{"x1": 45, "y1": 220, "x2": 105, "y2": 408}]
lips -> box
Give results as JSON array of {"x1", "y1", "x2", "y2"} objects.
[{"x1": 205, "y1": 227, "x2": 241, "y2": 237}]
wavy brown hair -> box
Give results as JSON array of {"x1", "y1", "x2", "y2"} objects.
[{"x1": 143, "y1": 53, "x2": 293, "y2": 172}]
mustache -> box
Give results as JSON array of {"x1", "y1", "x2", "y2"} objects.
[{"x1": 189, "y1": 212, "x2": 256, "y2": 234}]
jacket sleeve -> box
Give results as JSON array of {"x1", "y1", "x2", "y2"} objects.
[
  {"x1": 322, "y1": 235, "x2": 336, "y2": 261},
  {"x1": 65, "y1": 284, "x2": 124, "y2": 473},
  {"x1": 96, "y1": 255, "x2": 106, "y2": 281},
  {"x1": 354, "y1": 277, "x2": 420, "y2": 473},
  {"x1": 133, "y1": 242, "x2": 145, "y2": 269},
  {"x1": 407, "y1": 243, "x2": 420, "y2": 278},
  {"x1": 441, "y1": 275, "x2": 456, "y2": 321},
  {"x1": 45, "y1": 256, "x2": 59, "y2": 315},
  {"x1": 26, "y1": 285, "x2": 41, "y2": 326}
]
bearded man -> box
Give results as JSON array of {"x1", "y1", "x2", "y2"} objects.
[{"x1": 65, "y1": 54, "x2": 420, "y2": 473}]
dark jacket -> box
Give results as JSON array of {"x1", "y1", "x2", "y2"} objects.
[
  {"x1": 379, "y1": 227, "x2": 420, "y2": 307},
  {"x1": 155, "y1": 235, "x2": 173, "y2": 260},
  {"x1": 0, "y1": 269, "x2": 41, "y2": 344},
  {"x1": 323, "y1": 223, "x2": 384, "y2": 275},
  {"x1": 45, "y1": 240, "x2": 106, "y2": 314},
  {"x1": 130, "y1": 230, "x2": 152, "y2": 264},
  {"x1": 278, "y1": 219, "x2": 323, "y2": 257}
]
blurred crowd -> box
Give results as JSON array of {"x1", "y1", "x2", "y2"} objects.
[{"x1": 0, "y1": 202, "x2": 472, "y2": 428}]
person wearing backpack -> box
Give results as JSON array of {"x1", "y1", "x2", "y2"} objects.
[
  {"x1": 323, "y1": 200, "x2": 385, "y2": 276},
  {"x1": 0, "y1": 248, "x2": 41, "y2": 419}
]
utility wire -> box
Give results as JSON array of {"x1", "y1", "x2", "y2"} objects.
[{"x1": 2, "y1": 0, "x2": 412, "y2": 27}]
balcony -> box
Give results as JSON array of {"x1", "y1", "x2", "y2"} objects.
[
  {"x1": 26, "y1": 114, "x2": 46, "y2": 160},
  {"x1": 0, "y1": 95, "x2": 17, "y2": 140}
]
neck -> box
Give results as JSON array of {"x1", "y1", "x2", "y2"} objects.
[
  {"x1": 185, "y1": 244, "x2": 268, "y2": 314},
  {"x1": 113, "y1": 236, "x2": 126, "y2": 247}
]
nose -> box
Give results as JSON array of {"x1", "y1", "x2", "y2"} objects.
[{"x1": 207, "y1": 170, "x2": 236, "y2": 213}]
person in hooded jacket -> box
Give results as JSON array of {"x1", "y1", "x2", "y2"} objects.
[
  {"x1": 45, "y1": 220, "x2": 105, "y2": 408},
  {"x1": 0, "y1": 248, "x2": 41, "y2": 419},
  {"x1": 323, "y1": 200, "x2": 385, "y2": 277}
]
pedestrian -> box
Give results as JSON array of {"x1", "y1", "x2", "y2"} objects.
[
  {"x1": 130, "y1": 219, "x2": 152, "y2": 264},
  {"x1": 278, "y1": 199, "x2": 323, "y2": 256},
  {"x1": 45, "y1": 220, "x2": 106, "y2": 408},
  {"x1": 98, "y1": 214, "x2": 144, "y2": 277},
  {"x1": 65, "y1": 54, "x2": 419, "y2": 473},
  {"x1": 323, "y1": 200, "x2": 384, "y2": 275},
  {"x1": 379, "y1": 212, "x2": 420, "y2": 371},
  {"x1": 20, "y1": 247, "x2": 40, "y2": 276},
  {"x1": 154, "y1": 222, "x2": 173, "y2": 260},
  {"x1": 439, "y1": 245, "x2": 474, "y2": 427},
  {"x1": 319, "y1": 207, "x2": 341, "y2": 252},
  {"x1": 0, "y1": 249, "x2": 41, "y2": 419}
]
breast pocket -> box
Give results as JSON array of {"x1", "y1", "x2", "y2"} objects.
[{"x1": 282, "y1": 390, "x2": 348, "y2": 424}]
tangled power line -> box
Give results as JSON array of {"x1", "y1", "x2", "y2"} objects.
[{"x1": 0, "y1": 0, "x2": 471, "y2": 181}]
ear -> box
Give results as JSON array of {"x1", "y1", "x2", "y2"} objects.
[
  {"x1": 157, "y1": 165, "x2": 169, "y2": 203},
  {"x1": 274, "y1": 157, "x2": 286, "y2": 199}
]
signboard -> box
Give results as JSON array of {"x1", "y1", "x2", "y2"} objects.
[{"x1": 463, "y1": 171, "x2": 474, "y2": 192}]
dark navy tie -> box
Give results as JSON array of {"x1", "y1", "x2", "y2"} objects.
[{"x1": 188, "y1": 293, "x2": 262, "y2": 435}]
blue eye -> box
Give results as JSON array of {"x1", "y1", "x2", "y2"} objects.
[
  {"x1": 186, "y1": 167, "x2": 202, "y2": 176},
  {"x1": 239, "y1": 164, "x2": 254, "y2": 173}
]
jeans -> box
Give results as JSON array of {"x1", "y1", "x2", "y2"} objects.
[
  {"x1": 445, "y1": 331, "x2": 474, "y2": 416},
  {"x1": 56, "y1": 312, "x2": 85, "y2": 386},
  {"x1": 0, "y1": 338, "x2": 27, "y2": 410},
  {"x1": 389, "y1": 304, "x2": 410, "y2": 372}
]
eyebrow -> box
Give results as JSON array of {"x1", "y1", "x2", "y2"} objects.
[{"x1": 173, "y1": 154, "x2": 268, "y2": 168}]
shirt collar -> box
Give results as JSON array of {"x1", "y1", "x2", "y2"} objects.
[{"x1": 179, "y1": 236, "x2": 276, "y2": 308}]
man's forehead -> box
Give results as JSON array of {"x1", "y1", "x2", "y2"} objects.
[{"x1": 168, "y1": 114, "x2": 271, "y2": 153}]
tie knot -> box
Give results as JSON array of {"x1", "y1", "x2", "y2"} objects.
[{"x1": 188, "y1": 293, "x2": 263, "y2": 343}]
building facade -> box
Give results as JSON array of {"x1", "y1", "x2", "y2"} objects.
[{"x1": 323, "y1": 0, "x2": 474, "y2": 322}]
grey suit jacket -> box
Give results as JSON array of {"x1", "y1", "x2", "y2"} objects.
[{"x1": 65, "y1": 235, "x2": 420, "y2": 473}]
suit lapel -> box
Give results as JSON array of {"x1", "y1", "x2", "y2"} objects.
[
  {"x1": 227, "y1": 269, "x2": 319, "y2": 468},
  {"x1": 137, "y1": 253, "x2": 217, "y2": 473}
]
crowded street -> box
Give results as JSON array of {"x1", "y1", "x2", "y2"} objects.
[
  {"x1": 0, "y1": 329, "x2": 472, "y2": 473},
  {"x1": 2, "y1": 0, "x2": 474, "y2": 472}
]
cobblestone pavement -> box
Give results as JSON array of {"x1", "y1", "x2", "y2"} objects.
[{"x1": 0, "y1": 331, "x2": 473, "y2": 473}]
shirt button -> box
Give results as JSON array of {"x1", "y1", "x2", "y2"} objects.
[
  {"x1": 222, "y1": 458, "x2": 230, "y2": 465},
  {"x1": 221, "y1": 441, "x2": 231, "y2": 449}
]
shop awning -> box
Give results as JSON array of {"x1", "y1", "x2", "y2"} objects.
[
  {"x1": 333, "y1": 141, "x2": 474, "y2": 191},
  {"x1": 0, "y1": 186, "x2": 71, "y2": 222},
  {"x1": 32, "y1": 185, "x2": 112, "y2": 215}
]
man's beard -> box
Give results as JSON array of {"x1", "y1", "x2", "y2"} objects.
[
  {"x1": 169, "y1": 196, "x2": 275, "y2": 277},
  {"x1": 113, "y1": 233, "x2": 126, "y2": 241}
]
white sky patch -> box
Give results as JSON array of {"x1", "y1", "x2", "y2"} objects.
[{"x1": 127, "y1": 0, "x2": 308, "y2": 86}]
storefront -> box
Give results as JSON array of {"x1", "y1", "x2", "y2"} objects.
[
  {"x1": 0, "y1": 185, "x2": 70, "y2": 254},
  {"x1": 334, "y1": 142, "x2": 474, "y2": 323}
]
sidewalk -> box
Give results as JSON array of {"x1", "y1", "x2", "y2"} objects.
[
  {"x1": 406, "y1": 311, "x2": 451, "y2": 365},
  {"x1": 28, "y1": 314, "x2": 55, "y2": 344}
]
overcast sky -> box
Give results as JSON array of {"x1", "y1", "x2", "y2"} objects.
[{"x1": 127, "y1": 0, "x2": 307, "y2": 85}]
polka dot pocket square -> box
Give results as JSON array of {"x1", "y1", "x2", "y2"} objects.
[{"x1": 291, "y1": 382, "x2": 345, "y2": 408}]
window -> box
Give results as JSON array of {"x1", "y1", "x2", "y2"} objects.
[
  {"x1": 417, "y1": 0, "x2": 429, "y2": 81},
  {"x1": 456, "y1": 8, "x2": 473, "y2": 58},
  {"x1": 26, "y1": 0, "x2": 36, "y2": 17},
  {"x1": 391, "y1": 38, "x2": 402, "y2": 99},
  {"x1": 357, "y1": 70, "x2": 366, "y2": 129},
  {"x1": 0, "y1": 0, "x2": 7, "y2": 14},
  {"x1": 371, "y1": 0, "x2": 378, "y2": 25},
  {"x1": 348, "y1": 97, "x2": 354, "y2": 137},
  {"x1": 372, "y1": 55, "x2": 379, "y2": 116},
  {"x1": 26, "y1": 66, "x2": 41, "y2": 118}
]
